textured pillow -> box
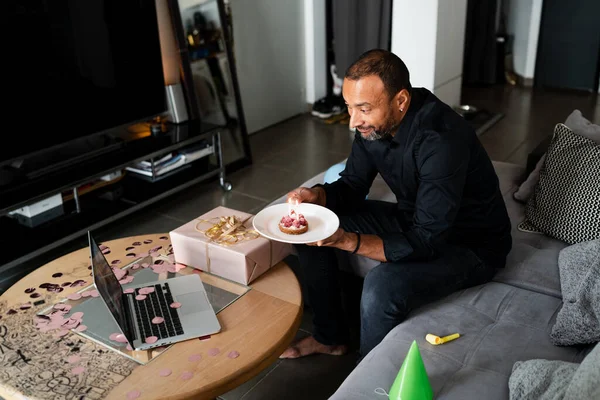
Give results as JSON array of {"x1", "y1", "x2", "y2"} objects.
[
  {"x1": 518, "y1": 123, "x2": 600, "y2": 244},
  {"x1": 513, "y1": 110, "x2": 600, "y2": 203},
  {"x1": 509, "y1": 342, "x2": 600, "y2": 400},
  {"x1": 550, "y1": 239, "x2": 600, "y2": 346}
]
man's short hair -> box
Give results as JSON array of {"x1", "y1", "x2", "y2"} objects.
[{"x1": 345, "y1": 49, "x2": 412, "y2": 98}]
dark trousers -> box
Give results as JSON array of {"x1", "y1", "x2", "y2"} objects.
[{"x1": 294, "y1": 201, "x2": 499, "y2": 357}]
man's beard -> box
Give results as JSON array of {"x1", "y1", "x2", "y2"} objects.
[{"x1": 360, "y1": 117, "x2": 400, "y2": 141}]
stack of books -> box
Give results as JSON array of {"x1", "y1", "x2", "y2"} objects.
[{"x1": 126, "y1": 143, "x2": 214, "y2": 178}]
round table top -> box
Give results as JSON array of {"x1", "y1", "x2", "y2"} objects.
[{"x1": 0, "y1": 233, "x2": 302, "y2": 400}]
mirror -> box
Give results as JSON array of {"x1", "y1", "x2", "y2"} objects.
[{"x1": 171, "y1": 0, "x2": 252, "y2": 169}]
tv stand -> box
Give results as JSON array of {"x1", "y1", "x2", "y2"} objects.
[{"x1": 0, "y1": 119, "x2": 237, "y2": 273}]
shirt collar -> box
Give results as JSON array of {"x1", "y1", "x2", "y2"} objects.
[{"x1": 392, "y1": 88, "x2": 427, "y2": 145}]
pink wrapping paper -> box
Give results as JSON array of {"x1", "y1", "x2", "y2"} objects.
[{"x1": 169, "y1": 206, "x2": 292, "y2": 285}]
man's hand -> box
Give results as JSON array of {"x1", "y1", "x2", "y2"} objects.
[
  {"x1": 286, "y1": 186, "x2": 326, "y2": 207},
  {"x1": 307, "y1": 228, "x2": 353, "y2": 249}
]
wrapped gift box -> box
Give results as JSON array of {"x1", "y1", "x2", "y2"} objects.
[{"x1": 170, "y1": 206, "x2": 293, "y2": 285}]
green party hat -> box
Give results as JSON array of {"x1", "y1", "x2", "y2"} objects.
[{"x1": 388, "y1": 340, "x2": 433, "y2": 400}]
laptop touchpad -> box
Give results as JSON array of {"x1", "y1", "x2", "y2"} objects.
[{"x1": 177, "y1": 293, "x2": 212, "y2": 315}]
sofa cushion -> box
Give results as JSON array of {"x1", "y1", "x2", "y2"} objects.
[{"x1": 330, "y1": 282, "x2": 593, "y2": 400}]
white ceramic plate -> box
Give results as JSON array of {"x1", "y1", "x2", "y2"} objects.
[{"x1": 252, "y1": 203, "x2": 340, "y2": 244}]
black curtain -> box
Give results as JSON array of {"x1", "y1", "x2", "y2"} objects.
[{"x1": 463, "y1": 0, "x2": 499, "y2": 85}]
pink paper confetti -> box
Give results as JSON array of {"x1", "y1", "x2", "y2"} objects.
[
  {"x1": 123, "y1": 288, "x2": 135, "y2": 294},
  {"x1": 132, "y1": 242, "x2": 142, "y2": 246},
  {"x1": 126, "y1": 253, "x2": 137, "y2": 258},
  {"x1": 126, "y1": 390, "x2": 141, "y2": 399},
  {"x1": 141, "y1": 263, "x2": 150, "y2": 268},
  {"x1": 198, "y1": 335, "x2": 211, "y2": 341},
  {"x1": 119, "y1": 276, "x2": 135, "y2": 285},
  {"x1": 89, "y1": 290, "x2": 100, "y2": 298},
  {"x1": 180, "y1": 371, "x2": 193, "y2": 381},
  {"x1": 81, "y1": 291, "x2": 92, "y2": 298},
  {"x1": 227, "y1": 351, "x2": 240, "y2": 359},
  {"x1": 160, "y1": 236, "x2": 169, "y2": 240},
  {"x1": 126, "y1": 344, "x2": 133, "y2": 351},
  {"x1": 188, "y1": 354, "x2": 202, "y2": 362},
  {"x1": 99, "y1": 244, "x2": 109, "y2": 250},
  {"x1": 111, "y1": 260, "x2": 121, "y2": 265},
  {"x1": 109, "y1": 333, "x2": 128, "y2": 343},
  {"x1": 75, "y1": 325, "x2": 87, "y2": 332},
  {"x1": 144, "y1": 239, "x2": 153, "y2": 244},
  {"x1": 170, "y1": 302, "x2": 182, "y2": 309},
  {"x1": 145, "y1": 336, "x2": 158, "y2": 344},
  {"x1": 71, "y1": 366, "x2": 86, "y2": 375},
  {"x1": 70, "y1": 312, "x2": 84, "y2": 320},
  {"x1": 135, "y1": 295, "x2": 147, "y2": 301},
  {"x1": 138, "y1": 287, "x2": 155, "y2": 295},
  {"x1": 55, "y1": 329, "x2": 70, "y2": 338},
  {"x1": 159, "y1": 369, "x2": 172, "y2": 377},
  {"x1": 131, "y1": 263, "x2": 141, "y2": 270},
  {"x1": 207, "y1": 348, "x2": 220, "y2": 356},
  {"x1": 67, "y1": 355, "x2": 81, "y2": 364},
  {"x1": 112, "y1": 268, "x2": 127, "y2": 281},
  {"x1": 67, "y1": 292, "x2": 82, "y2": 299},
  {"x1": 151, "y1": 317, "x2": 164, "y2": 324}
]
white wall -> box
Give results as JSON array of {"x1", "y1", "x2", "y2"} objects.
[
  {"x1": 505, "y1": 0, "x2": 543, "y2": 79},
  {"x1": 434, "y1": 0, "x2": 467, "y2": 107},
  {"x1": 303, "y1": 0, "x2": 327, "y2": 104},
  {"x1": 391, "y1": 0, "x2": 438, "y2": 91},
  {"x1": 391, "y1": 0, "x2": 467, "y2": 107}
]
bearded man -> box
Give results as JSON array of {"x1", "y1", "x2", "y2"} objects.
[{"x1": 280, "y1": 49, "x2": 512, "y2": 360}]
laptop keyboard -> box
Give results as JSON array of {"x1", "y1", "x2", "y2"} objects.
[{"x1": 128, "y1": 282, "x2": 184, "y2": 340}]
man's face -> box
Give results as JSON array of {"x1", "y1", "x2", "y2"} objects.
[{"x1": 343, "y1": 76, "x2": 406, "y2": 141}]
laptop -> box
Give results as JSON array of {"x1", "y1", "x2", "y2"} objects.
[{"x1": 74, "y1": 231, "x2": 221, "y2": 351}]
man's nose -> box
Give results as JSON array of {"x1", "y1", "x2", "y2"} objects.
[{"x1": 349, "y1": 110, "x2": 362, "y2": 129}]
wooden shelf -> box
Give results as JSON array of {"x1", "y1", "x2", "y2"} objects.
[
  {"x1": 0, "y1": 119, "x2": 222, "y2": 216},
  {"x1": 0, "y1": 159, "x2": 222, "y2": 270}
]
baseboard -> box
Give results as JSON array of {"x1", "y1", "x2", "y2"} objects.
[{"x1": 515, "y1": 73, "x2": 534, "y2": 87}]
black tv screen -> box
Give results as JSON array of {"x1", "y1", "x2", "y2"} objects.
[{"x1": 3, "y1": 0, "x2": 168, "y2": 165}]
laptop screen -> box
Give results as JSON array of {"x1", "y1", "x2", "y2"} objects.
[{"x1": 88, "y1": 232, "x2": 133, "y2": 343}]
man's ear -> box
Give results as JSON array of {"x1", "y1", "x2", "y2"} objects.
[{"x1": 395, "y1": 89, "x2": 410, "y2": 112}]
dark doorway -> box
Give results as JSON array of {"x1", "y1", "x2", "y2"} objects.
[{"x1": 535, "y1": 0, "x2": 600, "y2": 92}]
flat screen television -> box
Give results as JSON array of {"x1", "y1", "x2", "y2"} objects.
[{"x1": 3, "y1": 0, "x2": 168, "y2": 169}]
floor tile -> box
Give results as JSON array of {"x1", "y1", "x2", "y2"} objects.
[
  {"x1": 92, "y1": 209, "x2": 184, "y2": 243},
  {"x1": 219, "y1": 358, "x2": 282, "y2": 400},
  {"x1": 153, "y1": 182, "x2": 267, "y2": 222},
  {"x1": 262, "y1": 149, "x2": 346, "y2": 177},
  {"x1": 228, "y1": 165, "x2": 311, "y2": 203},
  {"x1": 238, "y1": 330, "x2": 359, "y2": 400}
]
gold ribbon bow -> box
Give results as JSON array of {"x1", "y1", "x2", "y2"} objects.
[{"x1": 195, "y1": 215, "x2": 260, "y2": 246}]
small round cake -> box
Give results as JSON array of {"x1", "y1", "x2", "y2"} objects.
[{"x1": 279, "y1": 210, "x2": 308, "y2": 235}]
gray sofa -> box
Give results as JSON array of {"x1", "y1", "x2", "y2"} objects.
[{"x1": 269, "y1": 161, "x2": 595, "y2": 399}]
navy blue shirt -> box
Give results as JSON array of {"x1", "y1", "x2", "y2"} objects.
[{"x1": 320, "y1": 88, "x2": 512, "y2": 267}]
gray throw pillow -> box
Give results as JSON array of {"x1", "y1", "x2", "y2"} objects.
[
  {"x1": 564, "y1": 109, "x2": 600, "y2": 144},
  {"x1": 513, "y1": 153, "x2": 546, "y2": 203},
  {"x1": 550, "y1": 239, "x2": 600, "y2": 346},
  {"x1": 509, "y1": 343, "x2": 600, "y2": 400}
]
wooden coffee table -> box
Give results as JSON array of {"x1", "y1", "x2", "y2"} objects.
[{"x1": 0, "y1": 234, "x2": 302, "y2": 400}]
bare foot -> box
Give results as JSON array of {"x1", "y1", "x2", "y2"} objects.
[{"x1": 279, "y1": 335, "x2": 348, "y2": 359}]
